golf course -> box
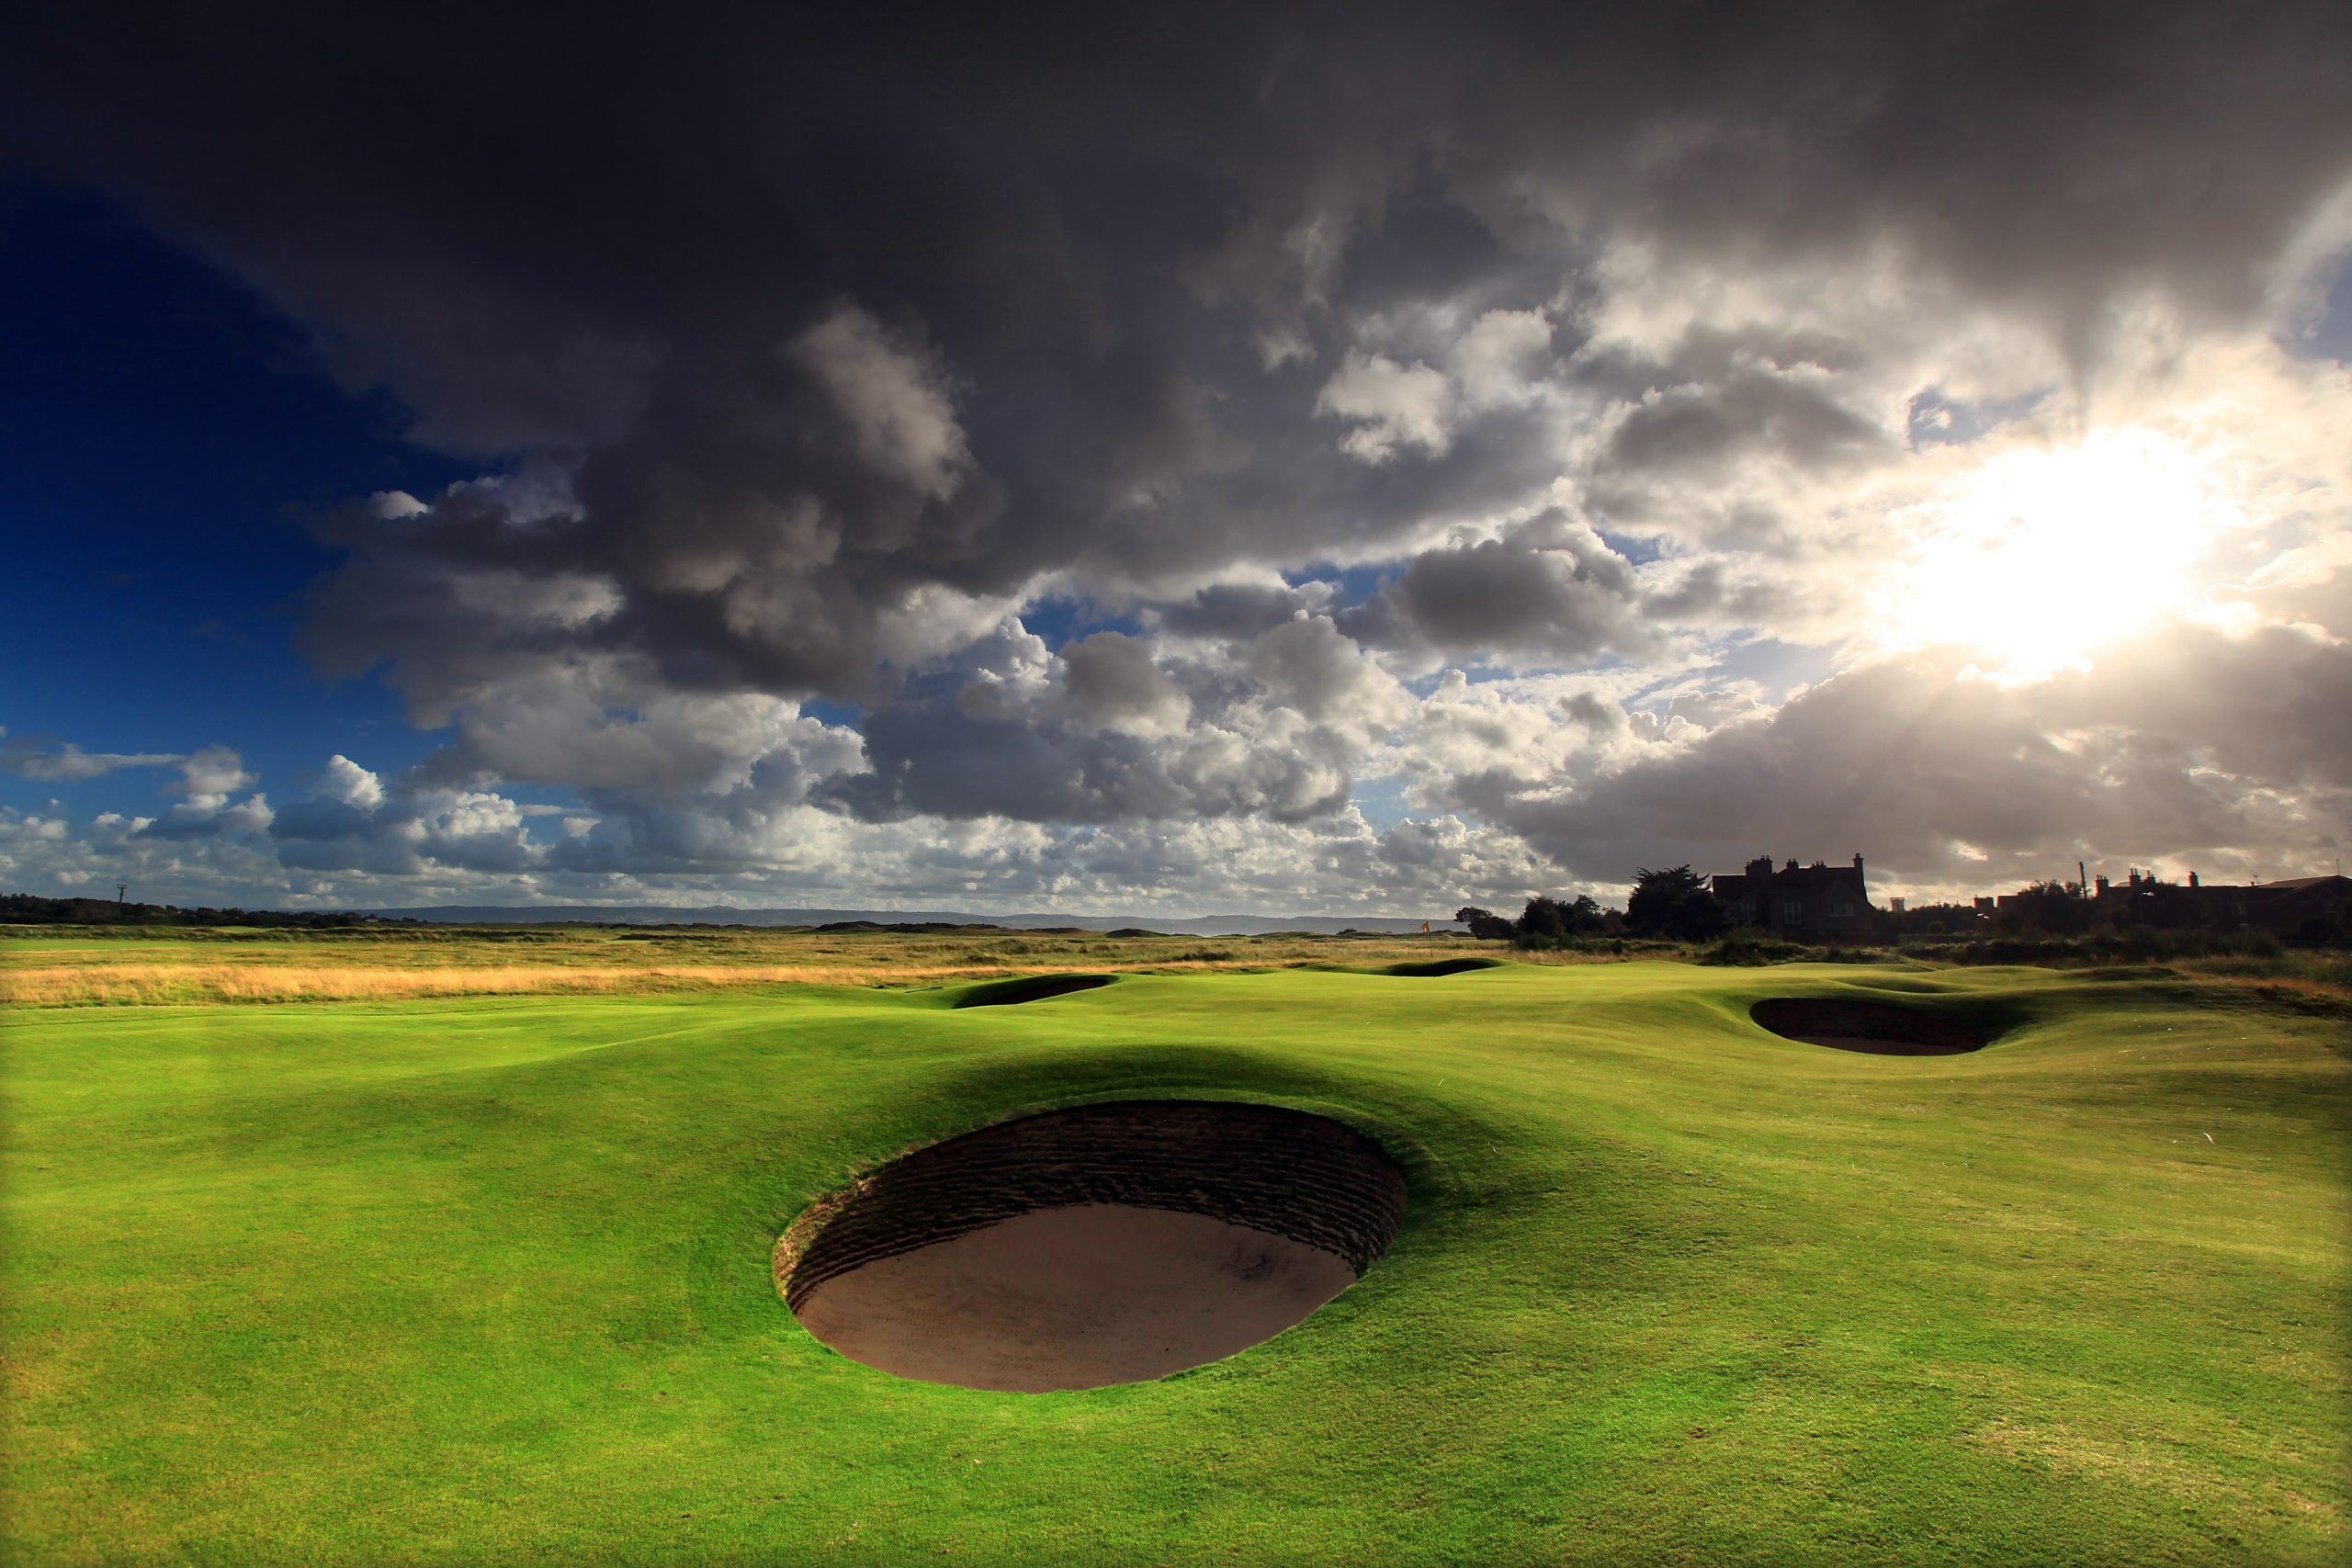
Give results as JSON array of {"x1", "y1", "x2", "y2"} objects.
[{"x1": 5, "y1": 937, "x2": 2346, "y2": 1563}]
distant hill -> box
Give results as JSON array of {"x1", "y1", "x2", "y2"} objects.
[{"x1": 368, "y1": 905, "x2": 1462, "y2": 936}]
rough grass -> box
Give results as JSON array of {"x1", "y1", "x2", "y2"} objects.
[
  {"x1": 0, "y1": 959, "x2": 1148, "y2": 1006},
  {"x1": 3, "y1": 950, "x2": 2346, "y2": 1564},
  {"x1": 0, "y1": 925, "x2": 1543, "y2": 1006}
]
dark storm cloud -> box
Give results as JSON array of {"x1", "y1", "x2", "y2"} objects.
[
  {"x1": 824, "y1": 705, "x2": 1195, "y2": 825},
  {"x1": 6, "y1": 0, "x2": 2350, "y2": 904},
  {"x1": 1058, "y1": 633, "x2": 1193, "y2": 733},
  {"x1": 826, "y1": 616, "x2": 1395, "y2": 826},
  {"x1": 1339, "y1": 511, "x2": 1661, "y2": 665},
  {"x1": 1464, "y1": 637, "x2": 2352, "y2": 888},
  {"x1": 9, "y1": 0, "x2": 2346, "y2": 703},
  {"x1": 1600, "y1": 369, "x2": 1892, "y2": 482},
  {"x1": 1148, "y1": 581, "x2": 1334, "y2": 641},
  {"x1": 267, "y1": 756, "x2": 544, "y2": 876},
  {"x1": 1470, "y1": 658, "x2": 2109, "y2": 880},
  {"x1": 2042, "y1": 625, "x2": 2352, "y2": 788}
]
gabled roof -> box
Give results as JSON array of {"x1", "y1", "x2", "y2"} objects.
[
  {"x1": 2256, "y1": 874, "x2": 2352, "y2": 896},
  {"x1": 1712, "y1": 863, "x2": 1866, "y2": 895},
  {"x1": 1768, "y1": 865, "x2": 1864, "y2": 892}
]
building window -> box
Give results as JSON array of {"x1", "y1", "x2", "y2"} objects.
[
  {"x1": 1829, "y1": 901, "x2": 1853, "y2": 918},
  {"x1": 1781, "y1": 900, "x2": 1804, "y2": 923}
]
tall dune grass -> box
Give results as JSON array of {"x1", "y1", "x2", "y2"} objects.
[{"x1": 0, "y1": 938, "x2": 1463, "y2": 1006}]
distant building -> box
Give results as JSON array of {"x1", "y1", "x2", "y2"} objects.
[
  {"x1": 1995, "y1": 879, "x2": 2096, "y2": 931},
  {"x1": 2094, "y1": 868, "x2": 2352, "y2": 932},
  {"x1": 1710, "y1": 854, "x2": 1875, "y2": 941},
  {"x1": 2251, "y1": 875, "x2": 2352, "y2": 931}
]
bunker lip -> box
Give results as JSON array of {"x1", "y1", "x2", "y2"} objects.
[
  {"x1": 951, "y1": 973, "x2": 1115, "y2": 1008},
  {"x1": 778, "y1": 1100, "x2": 1407, "y2": 1393},
  {"x1": 1751, "y1": 997, "x2": 1987, "y2": 1055}
]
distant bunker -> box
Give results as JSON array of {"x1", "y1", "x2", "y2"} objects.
[
  {"x1": 1751, "y1": 997, "x2": 1988, "y2": 1056},
  {"x1": 1384, "y1": 956, "x2": 1504, "y2": 977},
  {"x1": 780, "y1": 1101, "x2": 1407, "y2": 1393},
  {"x1": 952, "y1": 974, "x2": 1114, "y2": 1008}
]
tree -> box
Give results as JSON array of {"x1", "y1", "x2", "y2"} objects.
[
  {"x1": 1511, "y1": 894, "x2": 1611, "y2": 945},
  {"x1": 1453, "y1": 905, "x2": 1517, "y2": 941},
  {"x1": 1664, "y1": 888, "x2": 1730, "y2": 942},
  {"x1": 1516, "y1": 896, "x2": 1570, "y2": 942},
  {"x1": 1996, "y1": 879, "x2": 2092, "y2": 934},
  {"x1": 1622, "y1": 864, "x2": 1725, "y2": 942},
  {"x1": 1625, "y1": 865, "x2": 1710, "y2": 935}
]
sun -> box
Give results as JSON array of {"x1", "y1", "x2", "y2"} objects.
[{"x1": 1890, "y1": 426, "x2": 2240, "y2": 677}]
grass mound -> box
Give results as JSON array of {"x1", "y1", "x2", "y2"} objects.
[
  {"x1": 1750, "y1": 996, "x2": 1988, "y2": 1055},
  {"x1": 950, "y1": 973, "x2": 1115, "y2": 1008}
]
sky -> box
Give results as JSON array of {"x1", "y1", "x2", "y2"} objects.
[{"x1": 2, "y1": 2, "x2": 2349, "y2": 917}]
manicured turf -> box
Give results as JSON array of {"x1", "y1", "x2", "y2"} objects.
[{"x1": 4, "y1": 961, "x2": 2346, "y2": 1563}]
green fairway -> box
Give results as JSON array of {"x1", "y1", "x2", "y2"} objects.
[{"x1": 5, "y1": 961, "x2": 2346, "y2": 1563}]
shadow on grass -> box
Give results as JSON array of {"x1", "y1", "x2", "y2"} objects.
[
  {"x1": 953, "y1": 974, "x2": 1117, "y2": 1009},
  {"x1": 1751, "y1": 997, "x2": 1988, "y2": 1055}
]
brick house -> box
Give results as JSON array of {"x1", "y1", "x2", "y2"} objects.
[
  {"x1": 2094, "y1": 868, "x2": 2351, "y2": 932},
  {"x1": 2246, "y1": 874, "x2": 2352, "y2": 931},
  {"x1": 1711, "y1": 854, "x2": 1876, "y2": 941}
]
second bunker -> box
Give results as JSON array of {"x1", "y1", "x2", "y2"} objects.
[{"x1": 779, "y1": 1100, "x2": 1406, "y2": 1393}]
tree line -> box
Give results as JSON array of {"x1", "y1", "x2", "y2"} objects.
[
  {"x1": 1457, "y1": 865, "x2": 1730, "y2": 949},
  {"x1": 0, "y1": 893, "x2": 409, "y2": 929}
]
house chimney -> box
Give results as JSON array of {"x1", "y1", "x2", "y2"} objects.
[
  {"x1": 2188, "y1": 870, "x2": 2199, "y2": 888},
  {"x1": 2094, "y1": 874, "x2": 2110, "y2": 897},
  {"x1": 1782, "y1": 857, "x2": 1798, "y2": 874}
]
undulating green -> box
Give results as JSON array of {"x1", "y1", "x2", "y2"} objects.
[{"x1": 5, "y1": 957, "x2": 2346, "y2": 1563}]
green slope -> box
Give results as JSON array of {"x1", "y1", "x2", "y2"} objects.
[{"x1": 4, "y1": 963, "x2": 2346, "y2": 1564}]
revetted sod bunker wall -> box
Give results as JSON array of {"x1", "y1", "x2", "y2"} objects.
[
  {"x1": 780, "y1": 1100, "x2": 1407, "y2": 1310},
  {"x1": 951, "y1": 973, "x2": 1114, "y2": 1008},
  {"x1": 1384, "y1": 956, "x2": 1503, "y2": 977},
  {"x1": 1750, "y1": 997, "x2": 1987, "y2": 1055}
]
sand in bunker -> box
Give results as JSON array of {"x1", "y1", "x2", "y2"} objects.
[{"x1": 793, "y1": 1202, "x2": 1359, "y2": 1393}]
